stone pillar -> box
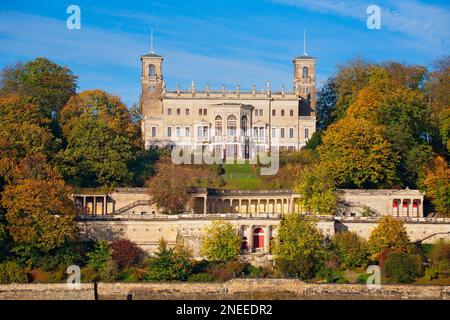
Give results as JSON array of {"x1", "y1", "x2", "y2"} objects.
[
  {"x1": 264, "y1": 226, "x2": 270, "y2": 253},
  {"x1": 257, "y1": 199, "x2": 260, "y2": 214},
  {"x1": 230, "y1": 199, "x2": 233, "y2": 213},
  {"x1": 93, "y1": 196, "x2": 97, "y2": 215},
  {"x1": 82, "y1": 196, "x2": 86, "y2": 215},
  {"x1": 246, "y1": 226, "x2": 253, "y2": 253},
  {"x1": 408, "y1": 199, "x2": 412, "y2": 218},
  {"x1": 103, "y1": 195, "x2": 107, "y2": 215},
  {"x1": 238, "y1": 199, "x2": 242, "y2": 214},
  {"x1": 419, "y1": 200, "x2": 424, "y2": 218},
  {"x1": 203, "y1": 196, "x2": 207, "y2": 214}
]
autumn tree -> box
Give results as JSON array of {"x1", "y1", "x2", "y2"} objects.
[
  {"x1": 318, "y1": 117, "x2": 398, "y2": 188},
  {"x1": 146, "y1": 158, "x2": 223, "y2": 213},
  {"x1": 57, "y1": 89, "x2": 139, "y2": 187},
  {"x1": 367, "y1": 216, "x2": 412, "y2": 257},
  {"x1": 200, "y1": 221, "x2": 241, "y2": 263},
  {"x1": 1, "y1": 158, "x2": 77, "y2": 253},
  {"x1": 419, "y1": 155, "x2": 450, "y2": 216},
  {"x1": 272, "y1": 214, "x2": 327, "y2": 279},
  {"x1": 0, "y1": 57, "x2": 77, "y2": 119},
  {"x1": 332, "y1": 231, "x2": 368, "y2": 269}
]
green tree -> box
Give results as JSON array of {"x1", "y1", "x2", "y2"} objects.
[
  {"x1": 332, "y1": 231, "x2": 368, "y2": 269},
  {"x1": 200, "y1": 221, "x2": 241, "y2": 263},
  {"x1": 316, "y1": 77, "x2": 338, "y2": 131},
  {"x1": 86, "y1": 240, "x2": 118, "y2": 282},
  {"x1": 295, "y1": 164, "x2": 337, "y2": 215},
  {"x1": 146, "y1": 238, "x2": 193, "y2": 281},
  {"x1": 383, "y1": 252, "x2": 417, "y2": 283},
  {"x1": 367, "y1": 216, "x2": 412, "y2": 257},
  {"x1": 272, "y1": 214, "x2": 327, "y2": 279},
  {"x1": 57, "y1": 89, "x2": 139, "y2": 187}
]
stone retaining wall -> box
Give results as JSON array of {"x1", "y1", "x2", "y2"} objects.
[{"x1": 1, "y1": 280, "x2": 448, "y2": 300}]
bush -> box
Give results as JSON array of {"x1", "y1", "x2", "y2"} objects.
[
  {"x1": 275, "y1": 255, "x2": 315, "y2": 279},
  {"x1": 80, "y1": 266, "x2": 96, "y2": 283},
  {"x1": 206, "y1": 264, "x2": 234, "y2": 282},
  {"x1": 429, "y1": 239, "x2": 450, "y2": 266},
  {"x1": 0, "y1": 261, "x2": 28, "y2": 284},
  {"x1": 110, "y1": 238, "x2": 143, "y2": 269},
  {"x1": 332, "y1": 231, "x2": 368, "y2": 269},
  {"x1": 187, "y1": 273, "x2": 215, "y2": 282},
  {"x1": 383, "y1": 252, "x2": 417, "y2": 283}
]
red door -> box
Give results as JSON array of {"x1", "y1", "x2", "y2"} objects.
[{"x1": 253, "y1": 228, "x2": 264, "y2": 250}]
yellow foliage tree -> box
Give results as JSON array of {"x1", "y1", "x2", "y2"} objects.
[{"x1": 368, "y1": 216, "x2": 412, "y2": 257}]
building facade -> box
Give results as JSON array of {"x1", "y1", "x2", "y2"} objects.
[
  {"x1": 140, "y1": 51, "x2": 316, "y2": 157},
  {"x1": 73, "y1": 188, "x2": 424, "y2": 218}
]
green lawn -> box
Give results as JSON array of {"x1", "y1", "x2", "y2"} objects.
[{"x1": 221, "y1": 164, "x2": 263, "y2": 190}]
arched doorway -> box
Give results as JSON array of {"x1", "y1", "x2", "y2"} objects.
[{"x1": 253, "y1": 227, "x2": 264, "y2": 251}]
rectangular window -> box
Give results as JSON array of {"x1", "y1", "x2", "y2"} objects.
[
  {"x1": 167, "y1": 108, "x2": 172, "y2": 115},
  {"x1": 280, "y1": 128, "x2": 285, "y2": 138},
  {"x1": 185, "y1": 108, "x2": 190, "y2": 116},
  {"x1": 176, "y1": 108, "x2": 180, "y2": 116},
  {"x1": 304, "y1": 128, "x2": 309, "y2": 139},
  {"x1": 185, "y1": 127, "x2": 190, "y2": 137},
  {"x1": 290, "y1": 110, "x2": 294, "y2": 116},
  {"x1": 203, "y1": 126, "x2": 208, "y2": 138},
  {"x1": 260, "y1": 109, "x2": 263, "y2": 116},
  {"x1": 259, "y1": 127, "x2": 264, "y2": 137},
  {"x1": 253, "y1": 127, "x2": 258, "y2": 137},
  {"x1": 289, "y1": 128, "x2": 294, "y2": 138},
  {"x1": 176, "y1": 127, "x2": 181, "y2": 137},
  {"x1": 272, "y1": 109, "x2": 276, "y2": 116},
  {"x1": 199, "y1": 109, "x2": 203, "y2": 116},
  {"x1": 281, "y1": 110, "x2": 285, "y2": 116},
  {"x1": 272, "y1": 128, "x2": 276, "y2": 138},
  {"x1": 151, "y1": 127, "x2": 156, "y2": 137},
  {"x1": 255, "y1": 109, "x2": 259, "y2": 116},
  {"x1": 204, "y1": 109, "x2": 207, "y2": 116},
  {"x1": 167, "y1": 127, "x2": 172, "y2": 137},
  {"x1": 197, "y1": 126, "x2": 202, "y2": 137}
]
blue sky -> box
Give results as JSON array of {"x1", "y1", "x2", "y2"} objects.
[{"x1": 0, "y1": 0, "x2": 448, "y2": 106}]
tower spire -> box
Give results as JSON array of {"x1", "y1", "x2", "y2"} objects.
[
  {"x1": 150, "y1": 28, "x2": 155, "y2": 53},
  {"x1": 303, "y1": 29, "x2": 307, "y2": 56}
]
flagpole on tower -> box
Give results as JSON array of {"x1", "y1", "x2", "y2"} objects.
[
  {"x1": 150, "y1": 28, "x2": 155, "y2": 53},
  {"x1": 303, "y1": 29, "x2": 307, "y2": 56}
]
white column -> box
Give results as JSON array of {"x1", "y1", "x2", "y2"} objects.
[
  {"x1": 203, "y1": 197, "x2": 207, "y2": 214},
  {"x1": 93, "y1": 196, "x2": 97, "y2": 215}
]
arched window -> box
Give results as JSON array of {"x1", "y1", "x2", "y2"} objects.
[
  {"x1": 241, "y1": 115, "x2": 248, "y2": 136},
  {"x1": 149, "y1": 64, "x2": 156, "y2": 79},
  {"x1": 302, "y1": 66, "x2": 308, "y2": 80},
  {"x1": 215, "y1": 115, "x2": 222, "y2": 136},
  {"x1": 227, "y1": 115, "x2": 237, "y2": 137}
]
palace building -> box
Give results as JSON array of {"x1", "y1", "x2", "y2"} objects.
[{"x1": 140, "y1": 49, "x2": 316, "y2": 158}]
